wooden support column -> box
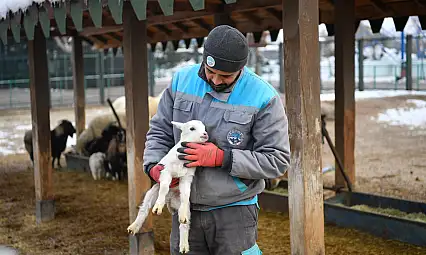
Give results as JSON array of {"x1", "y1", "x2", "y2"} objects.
[
  {"x1": 279, "y1": 42, "x2": 285, "y2": 93},
  {"x1": 283, "y1": 0, "x2": 325, "y2": 254},
  {"x1": 72, "y1": 36, "x2": 85, "y2": 137},
  {"x1": 335, "y1": 0, "x2": 356, "y2": 189},
  {"x1": 406, "y1": 35, "x2": 413, "y2": 90},
  {"x1": 28, "y1": 25, "x2": 55, "y2": 224},
  {"x1": 123, "y1": 2, "x2": 154, "y2": 255},
  {"x1": 99, "y1": 52, "x2": 106, "y2": 104}
]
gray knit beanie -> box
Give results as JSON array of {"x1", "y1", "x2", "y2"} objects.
[{"x1": 202, "y1": 25, "x2": 249, "y2": 73}]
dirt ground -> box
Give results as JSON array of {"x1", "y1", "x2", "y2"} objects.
[
  {"x1": 1, "y1": 94, "x2": 426, "y2": 254},
  {"x1": 321, "y1": 95, "x2": 426, "y2": 203}
]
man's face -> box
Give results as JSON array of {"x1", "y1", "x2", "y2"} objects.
[{"x1": 204, "y1": 65, "x2": 240, "y2": 92}]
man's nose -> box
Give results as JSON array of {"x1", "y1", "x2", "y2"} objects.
[{"x1": 212, "y1": 75, "x2": 222, "y2": 85}]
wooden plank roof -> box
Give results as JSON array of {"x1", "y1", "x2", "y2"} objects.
[{"x1": 0, "y1": 0, "x2": 426, "y2": 49}]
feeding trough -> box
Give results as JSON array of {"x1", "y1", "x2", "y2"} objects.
[
  {"x1": 259, "y1": 178, "x2": 426, "y2": 247},
  {"x1": 64, "y1": 152, "x2": 90, "y2": 173},
  {"x1": 324, "y1": 190, "x2": 426, "y2": 247},
  {"x1": 259, "y1": 179, "x2": 289, "y2": 213}
]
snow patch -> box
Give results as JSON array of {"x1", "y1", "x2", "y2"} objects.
[
  {"x1": 0, "y1": 0, "x2": 65, "y2": 20},
  {"x1": 375, "y1": 99, "x2": 426, "y2": 129},
  {"x1": 320, "y1": 90, "x2": 426, "y2": 102}
]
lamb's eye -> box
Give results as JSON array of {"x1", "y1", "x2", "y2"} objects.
[{"x1": 190, "y1": 127, "x2": 195, "y2": 131}]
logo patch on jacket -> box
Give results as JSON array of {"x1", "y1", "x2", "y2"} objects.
[{"x1": 227, "y1": 129, "x2": 244, "y2": 146}]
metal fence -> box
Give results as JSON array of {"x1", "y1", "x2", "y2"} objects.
[
  {"x1": 1, "y1": 34, "x2": 425, "y2": 110},
  {"x1": 320, "y1": 34, "x2": 426, "y2": 91}
]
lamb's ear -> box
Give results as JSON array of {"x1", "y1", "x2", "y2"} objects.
[{"x1": 171, "y1": 121, "x2": 184, "y2": 130}]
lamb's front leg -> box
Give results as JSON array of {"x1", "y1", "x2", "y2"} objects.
[
  {"x1": 178, "y1": 174, "x2": 193, "y2": 224},
  {"x1": 152, "y1": 170, "x2": 172, "y2": 215},
  {"x1": 127, "y1": 184, "x2": 160, "y2": 235}
]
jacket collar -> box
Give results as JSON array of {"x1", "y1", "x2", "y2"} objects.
[{"x1": 197, "y1": 62, "x2": 244, "y2": 102}]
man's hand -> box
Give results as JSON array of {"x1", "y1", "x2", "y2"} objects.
[
  {"x1": 149, "y1": 164, "x2": 179, "y2": 188},
  {"x1": 177, "y1": 142, "x2": 225, "y2": 168}
]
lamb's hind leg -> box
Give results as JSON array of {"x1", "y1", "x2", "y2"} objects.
[
  {"x1": 179, "y1": 217, "x2": 191, "y2": 253},
  {"x1": 152, "y1": 170, "x2": 172, "y2": 215},
  {"x1": 178, "y1": 174, "x2": 193, "y2": 224},
  {"x1": 169, "y1": 190, "x2": 191, "y2": 254},
  {"x1": 127, "y1": 183, "x2": 160, "y2": 235}
]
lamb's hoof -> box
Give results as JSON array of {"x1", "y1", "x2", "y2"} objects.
[
  {"x1": 152, "y1": 203, "x2": 164, "y2": 215},
  {"x1": 179, "y1": 243, "x2": 190, "y2": 254},
  {"x1": 178, "y1": 208, "x2": 189, "y2": 224},
  {"x1": 127, "y1": 222, "x2": 140, "y2": 235}
]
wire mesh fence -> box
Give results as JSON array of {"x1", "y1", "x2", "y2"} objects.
[{"x1": 1, "y1": 34, "x2": 425, "y2": 110}]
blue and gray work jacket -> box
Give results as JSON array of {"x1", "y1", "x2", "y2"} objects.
[{"x1": 143, "y1": 63, "x2": 290, "y2": 211}]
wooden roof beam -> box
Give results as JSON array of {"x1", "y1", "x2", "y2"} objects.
[
  {"x1": 104, "y1": 33, "x2": 122, "y2": 44},
  {"x1": 240, "y1": 11, "x2": 264, "y2": 27},
  {"x1": 265, "y1": 7, "x2": 282, "y2": 25},
  {"x1": 148, "y1": 0, "x2": 281, "y2": 25},
  {"x1": 192, "y1": 18, "x2": 212, "y2": 32},
  {"x1": 369, "y1": 0, "x2": 393, "y2": 15},
  {"x1": 155, "y1": 24, "x2": 172, "y2": 35},
  {"x1": 80, "y1": 25, "x2": 123, "y2": 36},
  {"x1": 414, "y1": 0, "x2": 426, "y2": 9},
  {"x1": 170, "y1": 22, "x2": 189, "y2": 33}
]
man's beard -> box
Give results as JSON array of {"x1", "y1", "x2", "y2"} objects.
[
  {"x1": 207, "y1": 71, "x2": 241, "y2": 92},
  {"x1": 208, "y1": 80, "x2": 232, "y2": 92}
]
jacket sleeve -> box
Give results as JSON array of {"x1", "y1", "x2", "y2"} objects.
[
  {"x1": 224, "y1": 94, "x2": 291, "y2": 180},
  {"x1": 143, "y1": 83, "x2": 175, "y2": 175}
]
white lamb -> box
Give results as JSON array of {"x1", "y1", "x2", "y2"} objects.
[
  {"x1": 89, "y1": 152, "x2": 106, "y2": 180},
  {"x1": 127, "y1": 120, "x2": 209, "y2": 254}
]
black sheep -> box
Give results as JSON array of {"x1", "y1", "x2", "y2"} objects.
[
  {"x1": 84, "y1": 123, "x2": 123, "y2": 156},
  {"x1": 23, "y1": 119, "x2": 76, "y2": 169}
]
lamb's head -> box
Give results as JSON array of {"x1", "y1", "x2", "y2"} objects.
[{"x1": 172, "y1": 120, "x2": 208, "y2": 143}]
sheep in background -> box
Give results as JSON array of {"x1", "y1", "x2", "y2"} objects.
[
  {"x1": 24, "y1": 119, "x2": 76, "y2": 169},
  {"x1": 89, "y1": 152, "x2": 106, "y2": 180},
  {"x1": 75, "y1": 92, "x2": 163, "y2": 155},
  {"x1": 127, "y1": 120, "x2": 209, "y2": 254},
  {"x1": 105, "y1": 127, "x2": 127, "y2": 181},
  {"x1": 85, "y1": 123, "x2": 124, "y2": 156},
  {"x1": 75, "y1": 114, "x2": 125, "y2": 156},
  {"x1": 112, "y1": 88, "x2": 164, "y2": 118}
]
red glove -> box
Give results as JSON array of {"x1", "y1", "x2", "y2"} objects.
[
  {"x1": 149, "y1": 164, "x2": 179, "y2": 188},
  {"x1": 178, "y1": 142, "x2": 224, "y2": 168}
]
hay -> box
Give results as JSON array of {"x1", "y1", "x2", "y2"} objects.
[
  {"x1": 350, "y1": 204, "x2": 426, "y2": 223},
  {"x1": 0, "y1": 162, "x2": 425, "y2": 254},
  {"x1": 268, "y1": 187, "x2": 288, "y2": 195}
]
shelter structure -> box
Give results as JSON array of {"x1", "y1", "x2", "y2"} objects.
[{"x1": 1, "y1": 0, "x2": 425, "y2": 254}]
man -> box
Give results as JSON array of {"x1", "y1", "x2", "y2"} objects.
[{"x1": 143, "y1": 25, "x2": 290, "y2": 254}]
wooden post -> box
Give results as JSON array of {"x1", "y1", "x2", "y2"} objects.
[
  {"x1": 279, "y1": 42, "x2": 285, "y2": 93},
  {"x1": 123, "y1": 2, "x2": 154, "y2": 254},
  {"x1": 335, "y1": 0, "x2": 356, "y2": 189},
  {"x1": 358, "y1": 39, "x2": 364, "y2": 91},
  {"x1": 28, "y1": 25, "x2": 55, "y2": 224},
  {"x1": 99, "y1": 51, "x2": 105, "y2": 104},
  {"x1": 72, "y1": 36, "x2": 85, "y2": 138},
  {"x1": 148, "y1": 49, "x2": 155, "y2": 97},
  {"x1": 283, "y1": 0, "x2": 325, "y2": 254},
  {"x1": 406, "y1": 35, "x2": 413, "y2": 90}
]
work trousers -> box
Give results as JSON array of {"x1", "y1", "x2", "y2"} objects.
[{"x1": 170, "y1": 204, "x2": 262, "y2": 255}]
